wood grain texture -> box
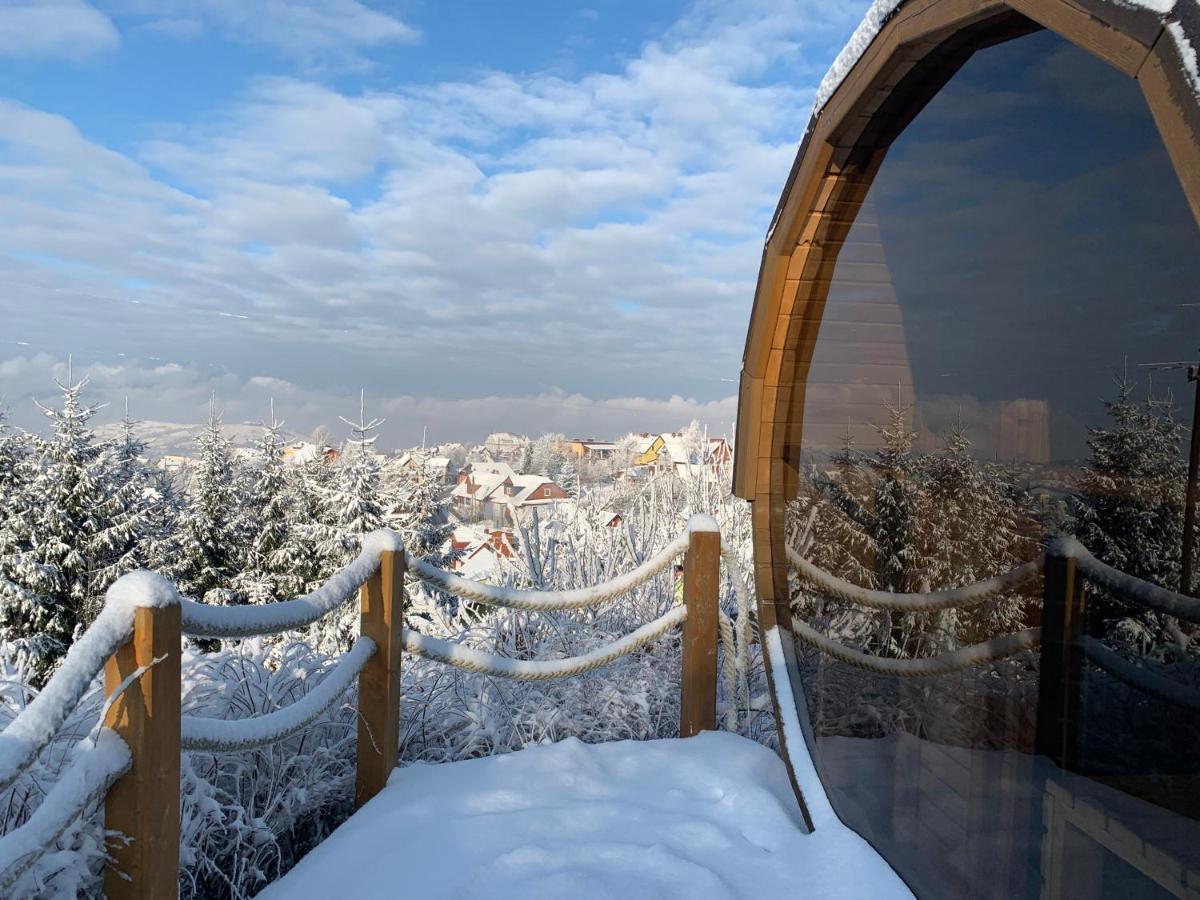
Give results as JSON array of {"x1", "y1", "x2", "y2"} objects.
[
  {"x1": 103, "y1": 604, "x2": 182, "y2": 900},
  {"x1": 679, "y1": 530, "x2": 720, "y2": 738},
  {"x1": 356, "y1": 549, "x2": 405, "y2": 809},
  {"x1": 732, "y1": 0, "x2": 1200, "y2": 827}
]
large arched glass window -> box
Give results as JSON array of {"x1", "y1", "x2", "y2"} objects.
[{"x1": 788, "y1": 25, "x2": 1200, "y2": 899}]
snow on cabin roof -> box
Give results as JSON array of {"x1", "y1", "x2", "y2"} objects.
[
  {"x1": 660, "y1": 435, "x2": 701, "y2": 466},
  {"x1": 466, "y1": 462, "x2": 515, "y2": 479},
  {"x1": 631, "y1": 435, "x2": 658, "y2": 454},
  {"x1": 813, "y1": 0, "x2": 1191, "y2": 117}
]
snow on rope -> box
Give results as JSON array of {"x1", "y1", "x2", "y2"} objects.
[
  {"x1": 0, "y1": 571, "x2": 178, "y2": 795},
  {"x1": 181, "y1": 638, "x2": 375, "y2": 752},
  {"x1": 1078, "y1": 636, "x2": 1200, "y2": 712},
  {"x1": 787, "y1": 545, "x2": 1043, "y2": 612},
  {"x1": 400, "y1": 606, "x2": 687, "y2": 681},
  {"x1": 718, "y1": 539, "x2": 755, "y2": 731},
  {"x1": 181, "y1": 530, "x2": 403, "y2": 639},
  {"x1": 1053, "y1": 536, "x2": 1200, "y2": 625},
  {"x1": 791, "y1": 618, "x2": 1042, "y2": 676},
  {"x1": 407, "y1": 531, "x2": 690, "y2": 611},
  {"x1": 0, "y1": 729, "x2": 130, "y2": 894}
]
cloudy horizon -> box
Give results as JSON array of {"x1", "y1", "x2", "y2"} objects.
[{"x1": 0, "y1": 0, "x2": 867, "y2": 447}]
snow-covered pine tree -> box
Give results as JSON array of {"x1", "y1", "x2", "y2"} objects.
[
  {"x1": 914, "y1": 420, "x2": 1037, "y2": 649},
  {"x1": 385, "y1": 453, "x2": 452, "y2": 563},
  {"x1": 236, "y1": 402, "x2": 305, "y2": 604},
  {"x1": 1070, "y1": 372, "x2": 1187, "y2": 646},
  {"x1": 173, "y1": 397, "x2": 245, "y2": 613},
  {"x1": 0, "y1": 368, "x2": 127, "y2": 677},
  {"x1": 86, "y1": 400, "x2": 179, "y2": 620},
  {"x1": 869, "y1": 393, "x2": 919, "y2": 598},
  {"x1": 0, "y1": 407, "x2": 38, "y2": 665},
  {"x1": 288, "y1": 456, "x2": 334, "y2": 590},
  {"x1": 313, "y1": 392, "x2": 387, "y2": 650}
]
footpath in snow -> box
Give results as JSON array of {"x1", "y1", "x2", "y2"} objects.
[{"x1": 258, "y1": 731, "x2": 911, "y2": 899}]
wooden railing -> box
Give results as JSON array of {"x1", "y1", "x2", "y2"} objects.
[{"x1": 0, "y1": 519, "x2": 740, "y2": 898}]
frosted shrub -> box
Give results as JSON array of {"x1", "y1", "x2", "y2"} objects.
[{"x1": 0, "y1": 454, "x2": 770, "y2": 898}]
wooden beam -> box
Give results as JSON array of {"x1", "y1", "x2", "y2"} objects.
[
  {"x1": 679, "y1": 523, "x2": 720, "y2": 737},
  {"x1": 356, "y1": 548, "x2": 405, "y2": 808},
  {"x1": 104, "y1": 603, "x2": 182, "y2": 900},
  {"x1": 1035, "y1": 551, "x2": 1087, "y2": 769}
]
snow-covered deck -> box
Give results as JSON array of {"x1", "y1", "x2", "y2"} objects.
[{"x1": 258, "y1": 732, "x2": 911, "y2": 899}]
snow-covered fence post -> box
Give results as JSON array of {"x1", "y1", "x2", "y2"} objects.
[
  {"x1": 102, "y1": 572, "x2": 182, "y2": 900},
  {"x1": 356, "y1": 531, "x2": 405, "y2": 808},
  {"x1": 1035, "y1": 541, "x2": 1087, "y2": 770},
  {"x1": 680, "y1": 515, "x2": 720, "y2": 737}
]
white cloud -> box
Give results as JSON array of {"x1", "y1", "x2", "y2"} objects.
[
  {"x1": 0, "y1": 354, "x2": 737, "y2": 449},
  {"x1": 0, "y1": 0, "x2": 867, "y2": 428},
  {"x1": 104, "y1": 0, "x2": 418, "y2": 65},
  {"x1": 0, "y1": 0, "x2": 120, "y2": 60}
]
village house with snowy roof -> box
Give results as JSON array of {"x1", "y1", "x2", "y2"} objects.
[
  {"x1": 630, "y1": 434, "x2": 731, "y2": 474},
  {"x1": 566, "y1": 438, "x2": 619, "y2": 459},
  {"x1": 450, "y1": 462, "x2": 570, "y2": 524}
]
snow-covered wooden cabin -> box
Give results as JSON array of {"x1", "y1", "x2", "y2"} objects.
[{"x1": 734, "y1": 1, "x2": 1200, "y2": 897}]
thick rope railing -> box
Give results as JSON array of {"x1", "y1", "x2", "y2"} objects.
[
  {"x1": 791, "y1": 617, "x2": 1042, "y2": 676},
  {"x1": 787, "y1": 545, "x2": 1043, "y2": 612},
  {"x1": 0, "y1": 520, "x2": 744, "y2": 896},
  {"x1": 401, "y1": 606, "x2": 687, "y2": 681},
  {"x1": 0, "y1": 730, "x2": 130, "y2": 894},
  {"x1": 1053, "y1": 536, "x2": 1200, "y2": 625},
  {"x1": 406, "y1": 531, "x2": 690, "y2": 611},
  {"x1": 1078, "y1": 636, "x2": 1200, "y2": 711},
  {"x1": 719, "y1": 540, "x2": 755, "y2": 730},
  {"x1": 0, "y1": 572, "x2": 177, "y2": 795},
  {"x1": 180, "y1": 531, "x2": 404, "y2": 638},
  {"x1": 180, "y1": 638, "x2": 376, "y2": 752}
]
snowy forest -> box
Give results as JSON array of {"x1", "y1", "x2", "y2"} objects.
[
  {"x1": 790, "y1": 373, "x2": 1194, "y2": 659},
  {"x1": 788, "y1": 372, "x2": 1200, "y2": 755},
  {"x1": 0, "y1": 371, "x2": 760, "y2": 898}
]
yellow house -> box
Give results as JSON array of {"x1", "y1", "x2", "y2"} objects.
[{"x1": 632, "y1": 435, "x2": 665, "y2": 467}]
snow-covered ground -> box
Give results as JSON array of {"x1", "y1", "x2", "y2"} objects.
[{"x1": 258, "y1": 731, "x2": 911, "y2": 899}]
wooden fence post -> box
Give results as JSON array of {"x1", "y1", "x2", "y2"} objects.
[
  {"x1": 1035, "y1": 546, "x2": 1087, "y2": 770},
  {"x1": 680, "y1": 517, "x2": 721, "y2": 738},
  {"x1": 356, "y1": 547, "x2": 405, "y2": 808},
  {"x1": 104, "y1": 602, "x2": 182, "y2": 900}
]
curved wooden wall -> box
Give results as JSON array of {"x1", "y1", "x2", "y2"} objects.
[{"x1": 734, "y1": 0, "x2": 1200, "y2": 820}]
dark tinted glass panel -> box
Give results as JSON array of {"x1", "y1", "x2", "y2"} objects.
[{"x1": 788, "y1": 26, "x2": 1200, "y2": 899}]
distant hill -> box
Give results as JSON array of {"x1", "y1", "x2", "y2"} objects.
[{"x1": 94, "y1": 420, "x2": 299, "y2": 459}]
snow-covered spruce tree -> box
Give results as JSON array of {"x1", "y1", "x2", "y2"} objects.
[
  {"x1": 913, "y1": 421, "x2": 1038, "y2": 649},
  {"x1": 790, "y1": 459, "x2": 881, "y2": 647},
  {"x1": 287, "y1": 456, "x2": 335, "y2": 591},
  {"x1": 869, "y1": 396, "x2": 919, "y2": 596},
  {"x1": 83, "y1": 401, "x2": 180, "y2": 623},
  {"x1": 313, "y1": 392, "x2": 387, "y2": 650},
  {"x1": 0, "y1": 370, "x2": 127, "y2": 677},
  {"x1": 0, "y1": 408, "x2": 39, "y2": 667},
  {"x1": 1070, "y1": 373, "x2": 1188, "y2": 647},
  {"x1": 384, "y1": 453, "x2": 452, "y2": 562},
  {"x1": 173, "y1": 398, "x2": 246, "y2": 616},
  {"x1": 235, "y1": 403, "x2": 306, "y2": 604}
]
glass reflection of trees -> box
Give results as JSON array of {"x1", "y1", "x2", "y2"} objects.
[{"x1": 787, "y1": 27, "x2": 1200, "y2": 900}]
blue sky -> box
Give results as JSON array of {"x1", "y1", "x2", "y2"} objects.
[{"x1": 0, "y1": 0, "x2": 867, "y2": 447}]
